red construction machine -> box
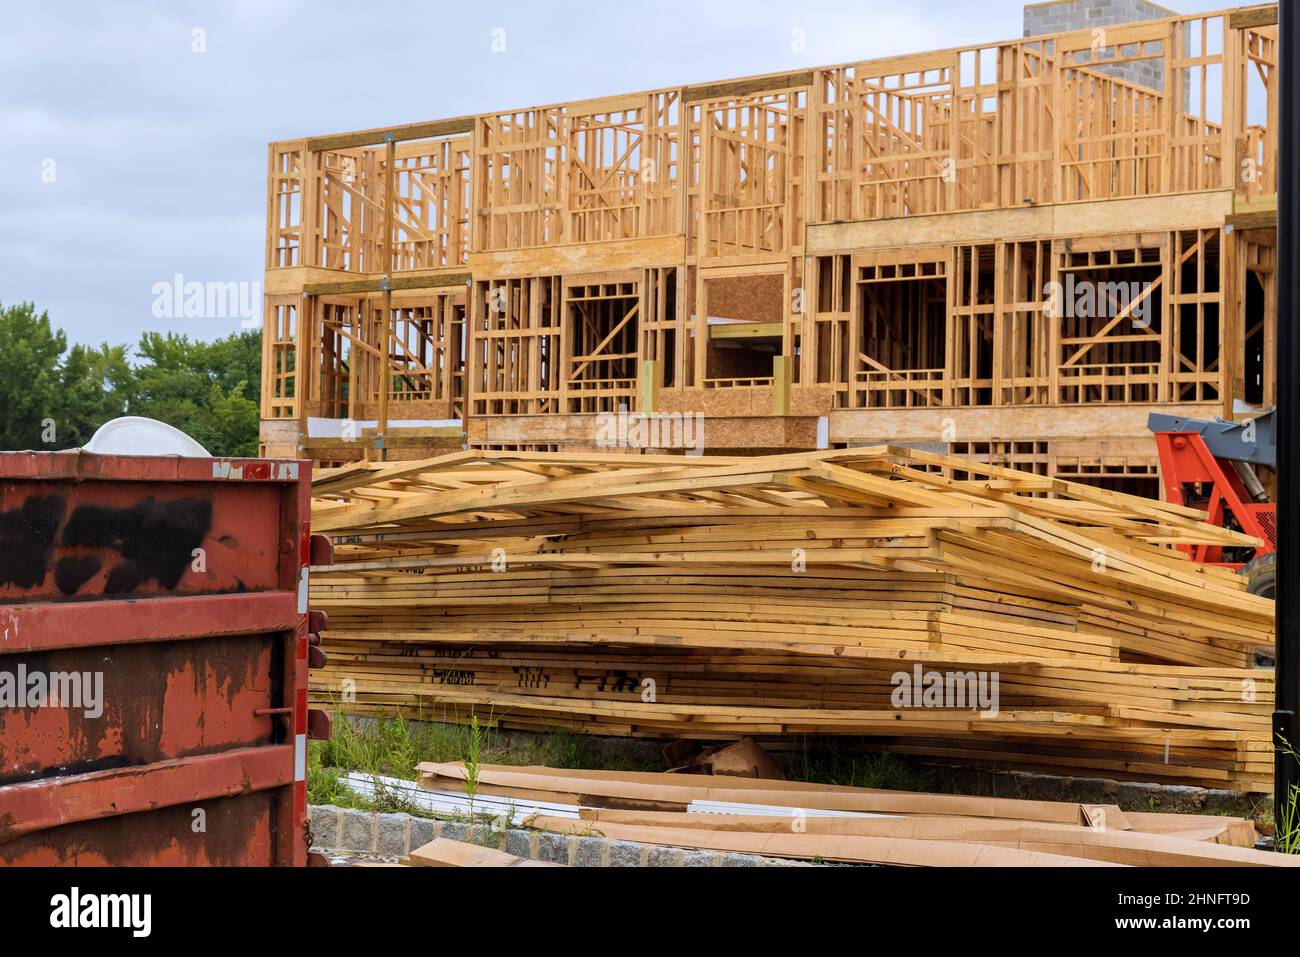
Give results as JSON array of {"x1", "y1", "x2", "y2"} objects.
[{"x1": 1148, "y1": 411, "x2": 1277, "y2": 598}]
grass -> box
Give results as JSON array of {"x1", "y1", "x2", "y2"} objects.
[
  {"x1": 785, "y1": 740, "x2": 936, "y2": 792},
  {"x1": 307, "y1": 705, "x2": 661, "y2": 815},
  {"x1": 307, "y1": 743, "x2": 430, "y2": 816},
  {"x1": 524, "y1": 730, "x2": 658, "y2": 772},
  {"x1": 1275, "y1": 738, "x2": 1300, "y2": 854},
  {"x1": 307, "y1": 709, "x2": 939, "y2": 823},
  {"x1": 315, "y1": 708, "x2": 482, "y2": 780}
]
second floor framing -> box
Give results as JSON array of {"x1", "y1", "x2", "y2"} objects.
[{"x1": 265, "y1": 6, "x2": 1280, "y2": 277}]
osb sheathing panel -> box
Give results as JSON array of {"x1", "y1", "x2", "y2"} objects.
[
  {"x1": 298, "y1": 400, "x2": 332, "y2": 419},
  {"x1": 789, "y1": 385, "x2": 837, "y2": 416},
  {"x1": 259, "y1": 419, "x2": 301, "y2": 444},
  {"x1": 705, "y1": 274, "x2": 785, "y2": 323},
  {"x1": 346, "y1": 399, "x2": 456, "y2": 421},
  {"x1": 829, "y1": 403, "x2": 1223, "y2": 445},
  {"x1": 469, "y1": 414, "x2": 613, "y2": 444},
  {"x1": 659, "y1": 387, "x2": 772, "y2": 416},
  {"x1": 658, "y1": 386, "x2": 833, "y2": 418},
  {"x1": 692, "y1": 417, "x2": 822, "y2": 449}
]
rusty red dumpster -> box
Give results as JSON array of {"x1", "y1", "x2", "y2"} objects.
[{"x1": 0, "y1": 450, "x2": 327, "y2": 866}]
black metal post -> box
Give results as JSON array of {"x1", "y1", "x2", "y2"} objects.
[{"x1": 1275, "y1": 0, "x2": 1300, "y2": 838}]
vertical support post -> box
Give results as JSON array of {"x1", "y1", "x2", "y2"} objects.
[
  {"x1": 992, "y1": 242, "x2": 1005, "y2": 406},
  {"x1": 377, "y1": 137, "x2": 396, "y2": 462},
  {"x1": 639, "y1": 359, "x2": 660, "y2": 415},
  {"x1": 1223, "y1": 224, "x2": 1241, "y2": 420},
  {"x1": 1048, "y1": 240, "x2": 1064, "y2": 405},
  {"x1": 296, "y1": 294, "x2": 310, "y2": 458},
  {"x1": 694, "y1": 271, "x2": 709, "y2": 390},
  {"x1": 772, "y1": 355, "x2": 791, "y2": 416},
  {"x1": 1275, "y1": 0, "x2": 1299, "y2": 841},
  {"x1": 302, "y1": 142, "x2": 319, "y2": 270},
  {"x1": 1223, "y1": 15, "x2": 1243, "y2": 194}
]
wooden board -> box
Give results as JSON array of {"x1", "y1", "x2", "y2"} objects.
[{"x1": 411, "y1": 763, "x2": 1289, "y2": 867}]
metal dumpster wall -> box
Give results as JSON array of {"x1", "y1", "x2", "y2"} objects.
[{"x1": 0, "y1": 452, "x2": 313, "y2": 866}]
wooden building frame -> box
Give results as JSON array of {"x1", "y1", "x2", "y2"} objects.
[{"x1": 261, "y1": 4, "x2": 1278, "y2": 494}]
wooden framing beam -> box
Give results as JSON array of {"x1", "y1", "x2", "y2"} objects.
[
  {"x1": 304, "y1": 117, "x2": 476, "y2": 153},
  {"x1": 302, "y1": 272, "x2": 472, "y2": 297},
  {"x1": 1229, "y1": 6, "x2": 1277, "y2": 29},
  {"x1": 683, "y1": 70, "x2": 814, "y2": 103},
  {"x1": 1227, "y1": 210, "x2": 1279, "y2": 230},
  {"x1": 710, "y1": 321, "x2": 785, "y2": 340}
]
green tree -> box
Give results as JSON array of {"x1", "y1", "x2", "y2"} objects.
[
  {"x1": 0, "y1": 305, "x2": 261, "y2": 456},
  {"x1": 204, "y1": 330, "x2": 263, "y2": 397},
  {"x1": 130, "y1": 330, "x2": 261, "y2": 456},
  {"x1": 0, "y1": 302, "x2": 66, "y2": 450},
  {"x1": 197, "y1": 379, "x2": 260, "y2": 457},
  {"x1": 56, "y1": 342, "x2": 133, "y2": 447}
]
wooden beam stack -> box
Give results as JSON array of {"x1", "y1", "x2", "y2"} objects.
[
  {"x1": 416, "y1": 763, "x2": 1294, "y2": 867},
  {"x1": 311, "y1": 447, "x2": 1275, "y2": 790}
]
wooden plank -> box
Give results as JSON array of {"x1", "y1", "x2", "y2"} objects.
[{"x1": 1229, "y1": 7, "x2": 1278, "y2": 30}]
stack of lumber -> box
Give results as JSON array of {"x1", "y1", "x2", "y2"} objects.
[
  {"x1": 418, "y1": 763, "x2": 1293, "y2": 868},
  {"x1": 310, "y1": 447, "x2": 1275, "y2": 790}
]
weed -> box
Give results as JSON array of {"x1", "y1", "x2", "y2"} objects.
[
  {"x1": 1275, "y1": 738, "x2": 1300, "y2": 854},
  {"x1": 464, "y1": 714, "x2": 483, "y2": 820}
]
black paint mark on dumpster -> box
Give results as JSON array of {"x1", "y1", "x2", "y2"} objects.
[
  {"x1": 54, "y1": 555, "x2": 102, "y2": 595},
  {"x1": 62, "y1": 498, "x2": 213, "y2": 593},
  {"x1": 103, "y1": 560, "x2": 143, "y2": 594},
  {"x1": 0, "y1": 495, "x2": 66, "y2": 589}
]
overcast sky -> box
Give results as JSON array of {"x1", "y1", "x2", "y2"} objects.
[{"x1": 0, "y1": 0, "x2": 1229, "y2": 349}]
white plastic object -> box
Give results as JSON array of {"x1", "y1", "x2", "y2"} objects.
[{"x1": 82, "y1": 416, "x2": 211, "y2": 457}]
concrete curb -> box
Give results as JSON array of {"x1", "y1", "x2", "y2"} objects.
[
  {"x1": 310, "y1": 805, "x2": 814, "y2": 867},
  {"x1": 937, "y1": 767, "x2": 1269, "y2": 817}
]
